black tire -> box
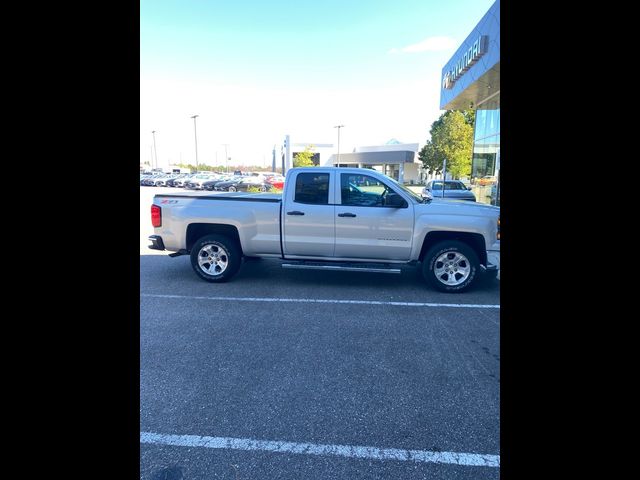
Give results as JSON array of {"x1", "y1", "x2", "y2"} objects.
[
  {"x1": 228, "y1": 186, "x2": 237, "y2": 192},
  {"x1": 190, "y1": 234, "x2": 242, "y2": 282},
  {"x1": 422, "y1": 240, "x2": 479, "y2": 293}
]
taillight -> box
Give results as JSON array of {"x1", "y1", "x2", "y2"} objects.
[{"x1": 151, "y1": 204, "x2": 162, "y2": 227}]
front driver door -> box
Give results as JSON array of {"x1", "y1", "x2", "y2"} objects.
[{"x1": 334, "y1": 172, "x2": 413, "y2": 260}]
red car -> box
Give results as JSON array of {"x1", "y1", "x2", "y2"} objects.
[{"x1": 265, "y1": 175, "x2": 285, "y2": 190}]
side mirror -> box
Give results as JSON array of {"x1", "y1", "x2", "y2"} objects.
[
  {"x1": 385, "y1": 192, "x2": 407, "y2": 208},
  {"x1": 467, "y1": 186, "x2": 472, "y2": 190}
]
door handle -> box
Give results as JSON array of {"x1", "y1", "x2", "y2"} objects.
[
  {"x1": 338, "y1": 212, "x2": 357, "y2": 217},
  {"x1": 287, "y1": 211, "x2": 305, "y2": 215}
]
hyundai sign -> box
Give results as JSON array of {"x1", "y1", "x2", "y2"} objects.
[{"x1": 442, "y1": 35, "x2": 488, "y2": 90}]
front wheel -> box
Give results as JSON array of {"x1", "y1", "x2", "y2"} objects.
[
  {"x1": 422, "y1": 241, "x2": 479, "y2": 293},
  {"x1": 228, "y1": 186, "x2": 237, "y2": 192},
  {"x1": 190, "y1": 234, "x2": 242, "y2": 282}
]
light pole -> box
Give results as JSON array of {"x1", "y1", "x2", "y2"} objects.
[
  {"x1": 334, "y1": 125, "x2": 344, "y2": 165},
  {"x1": 191, "y1": 115, "x2": 199, "y2": 172},
  {"x1": 222, "y1": 144, "x2": 229, "y2": 173},
  {"x1": 151, "y1": 130, "x2": 158, "y2": 170}
]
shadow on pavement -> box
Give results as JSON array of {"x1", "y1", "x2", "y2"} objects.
[{"x1": 140, "y1": 254, "x2": 500, "y2": 301}]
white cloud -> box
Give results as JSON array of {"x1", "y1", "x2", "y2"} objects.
[{"x1": 389, "y1": 36, "x2": 456, "y2": 54}]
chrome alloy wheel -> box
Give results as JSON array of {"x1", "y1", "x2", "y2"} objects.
[
  {"x1": 433, "y1": 251, "x2": 471, "y2": 286},
  {"x1": 197, "y1": 244, "x2": 229, "y2": 276}
]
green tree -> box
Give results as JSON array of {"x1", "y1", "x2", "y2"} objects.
[
  {"x1": 462, "y1": 109, "x2": 475, "y2": 126},
  {"x1": 418, "y1": 141, "x2": 442, "y2": 176},
  {"x1": 418, "y1": 110, "x2": 474, "y2": 179},
  {"x1": 293, "y1": 145, "x2": 315, "y2": 167}
]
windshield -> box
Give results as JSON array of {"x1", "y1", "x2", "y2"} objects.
[
  {"x1": 431, "y1": 181, "x2": 466, "y2": 190},
  {"x1": 381, "y1": 173, "x2": 426, "y2": 203}
]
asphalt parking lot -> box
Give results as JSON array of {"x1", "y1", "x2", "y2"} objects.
[{"x1": 140, "y1": 187, "x2": 500, "y2": 480}]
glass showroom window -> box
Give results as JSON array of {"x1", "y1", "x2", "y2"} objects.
[{"x1": 471, "y1": 100, "x2": 500, "y2": 206}]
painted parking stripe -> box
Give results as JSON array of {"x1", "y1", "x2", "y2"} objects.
[
  {"x1": 140, "y1": 431, "x2": 499, "y2": 468},
  {"x1": 140, "y1": 293, "x2": 499, "y2": 309}
]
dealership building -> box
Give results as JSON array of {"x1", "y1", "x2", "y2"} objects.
[
  {"x1": 440, "y1": 0, "x2": 500, "y2": 205},
  {"x1": 280, "y1": 135, "x2": 422, "y2": 184},
  {"x1": 324, "y1": 139, "x2": 421, "y2": 184}
]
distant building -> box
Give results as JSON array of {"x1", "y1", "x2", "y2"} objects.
[
  {"x1": 291, "y1": 142, "x2": 334, "y2": 167},
  {"x1": 279, "y1": 135, "x2": 423, "y2": 184},
  {"x1": 278, "y1": 136, "x2": 334, "y2": 173},
  {"x1": 324, "y1": 139, "x2": 421, "y2": 184}
]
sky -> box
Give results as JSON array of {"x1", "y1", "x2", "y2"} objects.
[{"x1": 140, "y1": 0, "x2": 495, "y2": 170}]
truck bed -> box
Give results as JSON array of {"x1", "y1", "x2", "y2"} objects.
[
  {"x1": 153, "y1": 191, "x2": 283, "y2": 256},
  {"x1": 154, "y1": 191, "x2": 282, "y2": 202}
]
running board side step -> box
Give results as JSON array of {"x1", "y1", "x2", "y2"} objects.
[{"x1": 282, "y1": 261, "x2": 401, "y2": 274}]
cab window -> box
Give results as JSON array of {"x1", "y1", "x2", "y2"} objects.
[
  {"x1": 340, "y1": 173, "x2": 392, "y2": 207},
  {"x1": 294, "y1": 173, "x2": 329, "y2": 205}
]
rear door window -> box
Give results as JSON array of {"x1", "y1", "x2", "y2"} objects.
[{"x1": 294, "y1": 173, "x2": 330, "y2": 205}]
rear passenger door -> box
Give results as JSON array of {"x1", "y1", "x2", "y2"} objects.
[{"x1": 282, "y1": 171, "x2": 336, "y2": 257}]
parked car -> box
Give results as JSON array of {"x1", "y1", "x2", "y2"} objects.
[
  {"x1": 265, "y1": 175, "x2": 285, "y2": 190},
  {"x1": 175, "y1": 174, "x2": 198, "y2": 188},
  {"x1": 202, "y1": 175, "x2": 234, "y2": 191},
  {"x1": 232, "y1": 178, "x2": 275, "y2": 192},
  {"x1": 184, "y1": 174, "x2": 219, "y2": 190},
  {"x1": 165, "y1": 174, "x2": 189, "y2": 187},
  {"x1": 212, "y1": 176, "x2": 245, "y2": 191},
  {"x1": 142, "y1": 173, "x2": 170, "y2": 187},
  {"x1": 152, "y1": 175, "x2": 176, "y2": 187},
  {"x1": 141, "y1": 174, "x2": 163, "y2": 186},
  {"x1": 477, "y1": 175, "x2": 497, "y2": 186},
  {"x1": 422, "y1": 180, "x2": 476, "y2": 201}
]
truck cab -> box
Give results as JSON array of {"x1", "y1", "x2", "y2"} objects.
[{"x1": 281, "y1": 168, "x2": 416, "y2": 260}]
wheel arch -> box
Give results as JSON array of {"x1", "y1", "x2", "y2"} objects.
[
  {"x1": 186, "y1": 223, "x2": 243, "y2": 255},
  {"x1": 418, "y1": 231, "x2": 487, "y2": 265}
]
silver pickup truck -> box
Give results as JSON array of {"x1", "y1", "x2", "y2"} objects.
[{"x1": 149, "y1": 167, "x2": 500, "y2": 292}]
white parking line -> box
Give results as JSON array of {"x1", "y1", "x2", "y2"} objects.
[
  {"x1": 140, "y1": 432, "x2": 500, "y2": 468},
  {"x1": 140, "y1": 293, "x2": 500, "y2": 309}
]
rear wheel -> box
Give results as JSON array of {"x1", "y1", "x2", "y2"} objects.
[
  {"x1": 190, "y1": 234, "x2": 242, "y2": 282},
  {"x1": 422, "y1": 240, "x2": 479, "y2": 293}
]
